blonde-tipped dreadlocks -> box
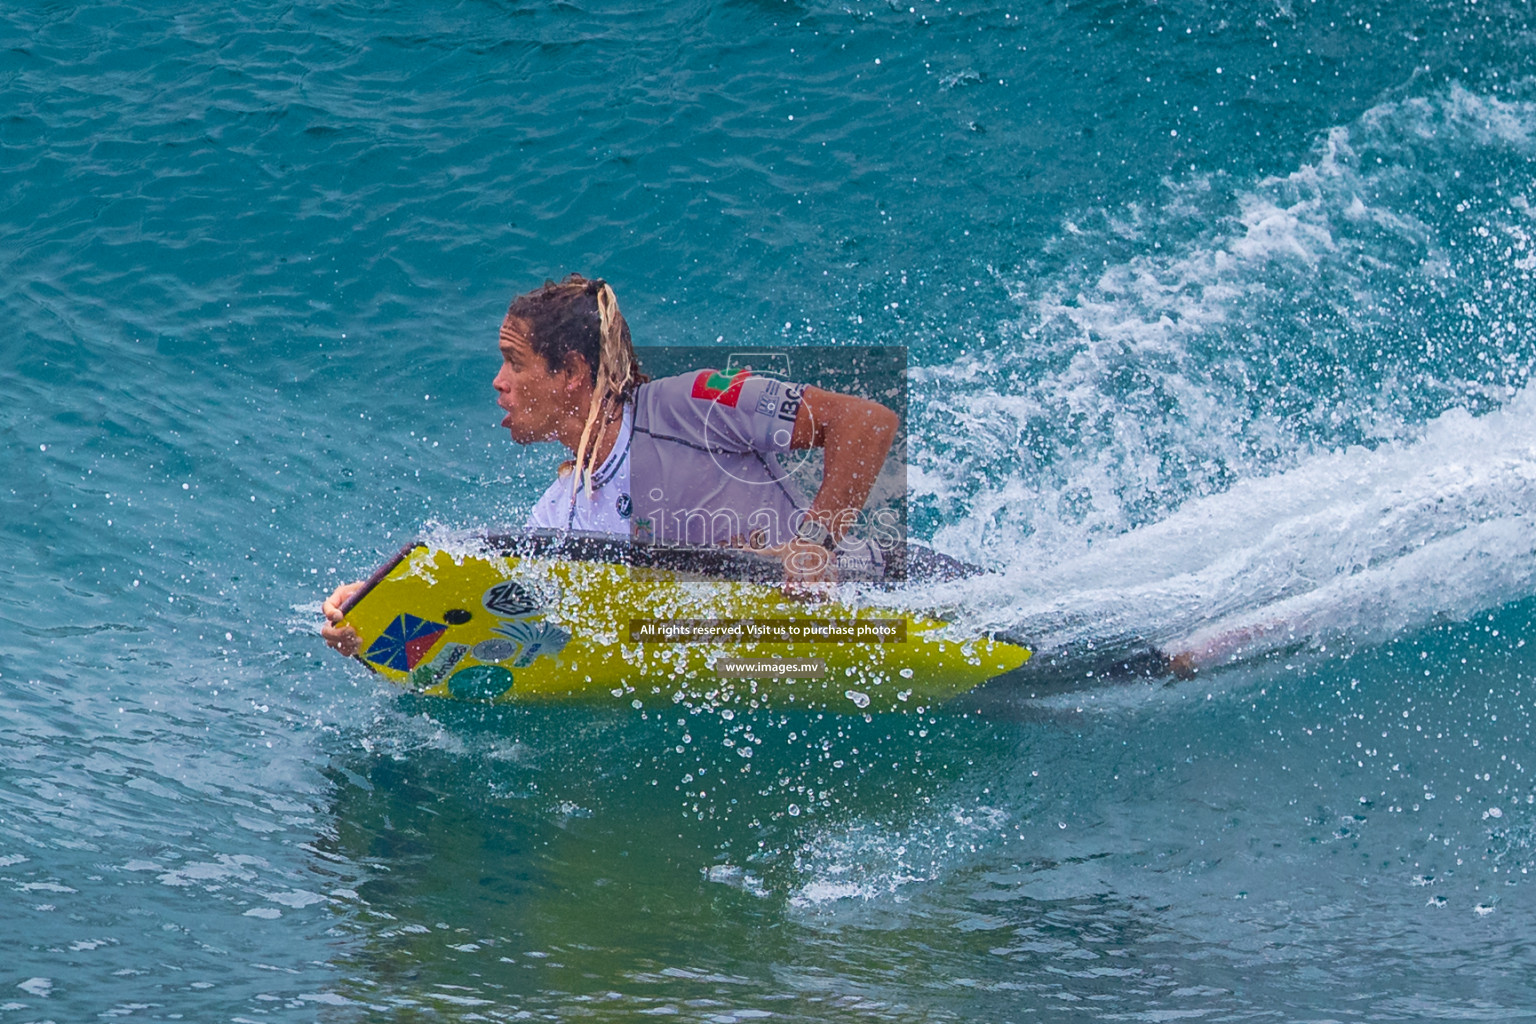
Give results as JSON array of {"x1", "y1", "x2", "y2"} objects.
[{"x1": 571, "y1": 282, "x2": 641, "y2": 496}]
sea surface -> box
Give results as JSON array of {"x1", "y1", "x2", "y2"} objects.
[{"x1": 5, "y1": 1, "x2": 1536, "y2": 1020}]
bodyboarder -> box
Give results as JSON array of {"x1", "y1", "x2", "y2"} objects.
[{"x1": 321, "y1": 273, "x2": 900, "y2": 656}]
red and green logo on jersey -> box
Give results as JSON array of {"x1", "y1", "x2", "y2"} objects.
[{"x1": 690, "y1": 368, "x2": 752, "y2": 407}]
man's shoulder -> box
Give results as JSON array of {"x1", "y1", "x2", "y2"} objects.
[
  {"x1": 636, "y1": 370, "x2": 697, "y2": 396},
  {"x1": 637, "y1": 368, "x2": 790, "y2": 411},
  {"x1": 638, "y1": 368, "x2": 733, "y2": 394},
  {"x1": 634, "y1": 368, "x2": 802, "y2": 454}
]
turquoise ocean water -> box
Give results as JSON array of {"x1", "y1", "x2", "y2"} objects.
[{"x1": 6, "y1": 1, "x2": 1536, "y2": 1019}]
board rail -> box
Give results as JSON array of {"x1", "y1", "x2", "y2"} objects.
[{"x1": 342, "y1": 530, "x2": 985, "y2": 615}]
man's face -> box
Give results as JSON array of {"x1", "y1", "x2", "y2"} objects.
[{"x1": 493, "y1": 316, "x2": 582, "y2": 444}]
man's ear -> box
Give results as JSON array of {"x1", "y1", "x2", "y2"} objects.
[{"x1": 559, "y1": 350, "x2": 591, "y2": 387}]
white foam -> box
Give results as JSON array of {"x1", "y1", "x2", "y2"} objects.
[
  {"x1": 906, "y1": 83, "x2": 1536, "y2": 671},
  {"x1": 787, "y1": 804, "x2": 1008, "y2": 909},
  {"x1": 157, "y1": 854, "x2": 266, "y2": 888},
  {"x1": 263, "y1": 888, "x2": 326, "y2": 909},
  {"x1": 978, "y1": 385, "x2": 1536, "y2": 663},
  {"x1": 916, "y1": 83, "x2": 1536, "y2": 551}
]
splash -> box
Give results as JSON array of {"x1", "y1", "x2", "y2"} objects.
[
  {"x1": 787, "y1": 803, "x2": 1011, "y2": 909},
  {"x1": 909, "y1": 82, "x2": 1536, "y2": 674},
  {"x1": 1002, "y1": 385, "x2": 1536, "y2": 670}
]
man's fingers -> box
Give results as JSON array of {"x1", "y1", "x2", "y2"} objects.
[
  {"x1": 1165, "y1": 651, "x2": 1198, "y2": 680},
  {"x1": 321, "y1": 622, "x2": 361, "y2": 656},
  {"x1": 783, "y1": 544, "x2": 833, "y2": 579},
  {"x1": 782, "y1": 580, "x2": 835, "y2": 603},
  {"x1": 322, "y1": 581, "x2": 365, "y2": 624},
  {"x1": 320, "y1": 581, "x2": 366, "y2": 654}
]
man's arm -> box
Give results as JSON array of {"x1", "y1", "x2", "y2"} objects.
[
  {"x1": 790, "y1": 386, "x2": 899, "y2": 537},
  {"x1": 771, "y1": 387, "x2": 898, "y2": 589}
]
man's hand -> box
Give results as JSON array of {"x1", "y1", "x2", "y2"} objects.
[
  {"x1": 321, "y1": 581, "x2": 365, "y2": 656},
  {"x1": 769, "y1": 538, "x2": 839, "y2": 599}
]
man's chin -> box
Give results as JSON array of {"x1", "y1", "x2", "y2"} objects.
[{"x1": 505, "y1": 424, "x2": 555, "y2": 446}]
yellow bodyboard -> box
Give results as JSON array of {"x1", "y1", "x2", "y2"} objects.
[{"x1": 340, "y1": 538, "x2": 1028, "y2": 713}]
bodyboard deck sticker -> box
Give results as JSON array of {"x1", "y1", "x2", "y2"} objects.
[{"x1": 363, "y1": 613, "x2": 448, "y2": 672}]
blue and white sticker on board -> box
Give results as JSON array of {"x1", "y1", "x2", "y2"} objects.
[
  {"x1": 492, "y1": 618, "x2": 571, "y2": 667},
  {"x1": 472, "y1": 638, "x2": 520, "y2": 663},
  {"x1": 482, "y1": 580, "x2": 539, "y2": 618}
]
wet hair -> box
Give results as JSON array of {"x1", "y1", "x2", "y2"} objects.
[{"x1": 506, "y1": 273, "x2": 648, "y2": 495}]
